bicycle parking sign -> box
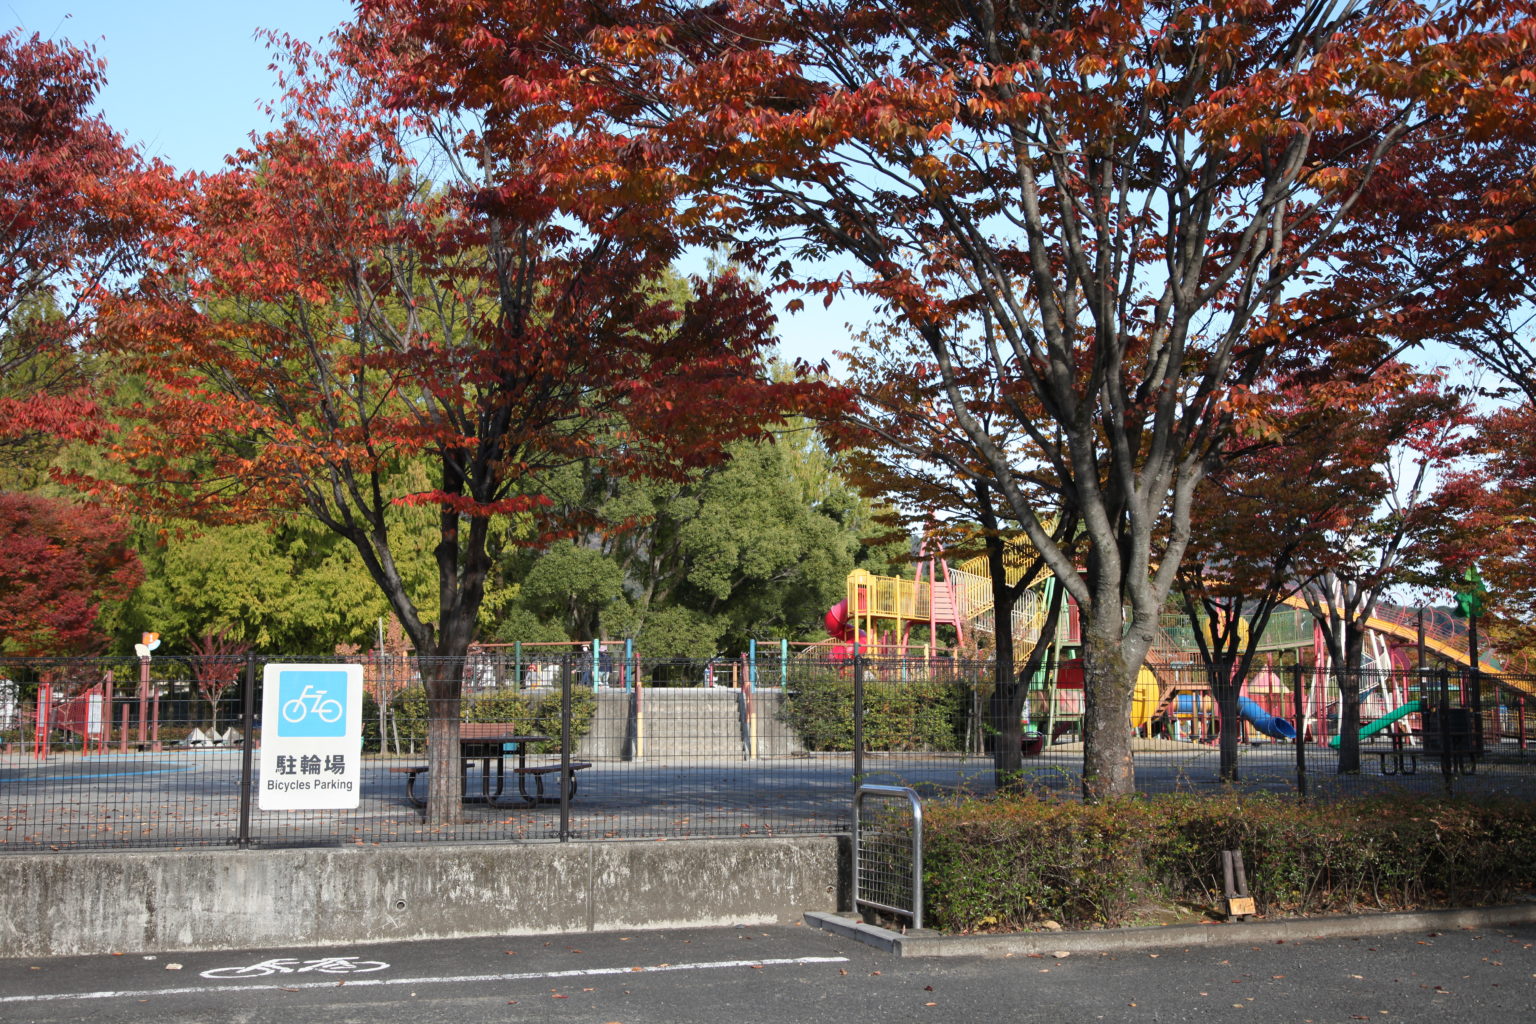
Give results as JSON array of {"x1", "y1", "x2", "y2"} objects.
[{"x1": 259, "y1": 663, "x2": 363, "y2": 810}]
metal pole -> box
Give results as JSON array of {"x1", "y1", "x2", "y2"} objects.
[
  {"x1": 853, "y1": 653, "x2": 865, "y2": 783},
  {"x1": 1293, "y1": 662, "x2": 1307, "y2": 799},
  {"x1": 514, "y1": 641, "x2": 522, "y2": 691},
  {"x1": 236, "y1": 654, "x2": 257, "y2": 849},
  {"x1": 590, "y1": 638, "x2": 600, "y2": 693},
  {"x1": 138, "y1": 656, "x2": 149, "y2": 746},
  {"x1": 749, "y1": 638, "x2": 757, "y2": 688},
  {"x1": 781, "y1": 638, "x2": 789, "y2": 688},
  {"x1": 102, "y1": 671, "x2": 114, "y2": 756},
  {"x1": 1468, "y1": 612, "x2": 1483, "y2": 750},
  {"x1": 1438, "y1": 667, "x2": 1454, "y2": 795},
  {"x1": 560, "y1": 657, "x2": 572, "y2": 841},
  {"x1": 744, "y1": 658, "x2": 756, "y2": 760},
  {"x1": 634, "y1": 652, "x2": 644, "y2": 760}
]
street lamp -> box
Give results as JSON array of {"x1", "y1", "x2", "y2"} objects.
[{"x1": 132, "y1": 631, "x2": 161, "y2": 749}]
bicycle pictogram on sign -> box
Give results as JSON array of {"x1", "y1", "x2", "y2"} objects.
[
  {"x1": 273, "y1": 670, "x2": 348, "y2": 738},
  {"x1": 282, "y1": 684, "x2": 343, "y2": 725}
]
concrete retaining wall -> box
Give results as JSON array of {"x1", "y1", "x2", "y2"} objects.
[{"x1": 0, "y1": 836, "x2": 847, "y2": 958}]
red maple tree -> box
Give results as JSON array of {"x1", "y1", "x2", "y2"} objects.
[
  {"x1": 188, "y1": 627, "x2": 251, "y2": 735},
  {"x1": 1181, "y1": 362, "x2": 1466, "y2": 775},
  {"x1": 1433, "y1": 404, "x2": 1536, "y2": 664},
  {"x1": 93, "y1": 24, "x2": 822, "y2": 820},
  {"x1": 395, "y1": 0, "x2": 1536, "y2": 797},
  {"x1": 0, "y1": 31, "x2": 170, "y2": 460},
  {"x1": 0, "y1": 491, "x2": 142, "y2": 656}
]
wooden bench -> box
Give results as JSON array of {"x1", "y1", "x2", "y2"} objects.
[{"x1": 390, "y1": 761, "x2": 592, "y2": 808}]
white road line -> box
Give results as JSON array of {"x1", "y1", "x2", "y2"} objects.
[{"x1": 0, "y1": 955, "x2": 852, "y2": 1005}]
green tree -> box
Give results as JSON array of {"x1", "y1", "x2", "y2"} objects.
[{"x1": 490, "y1": 430, "x2": 901, "y2": 655}]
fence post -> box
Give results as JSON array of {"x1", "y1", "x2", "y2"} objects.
[
  {"x1": 1438, "y1": 667, "x2": 1454, "y2": 796},
  {"x1": 102, "y1": 670, "x2": 114, "y2": 756},
  {"x1": 1293, "y1": 662, "x2": 1307, "y2": 800},
  {"x1": 237, "y1": 653, "x2": 257, "y2": 849},
  {"x1": 560, "y1": 656, "x2": 572, "y2": 841},
  {"x1": 1468, "y1": 613, "x2": 1485, "y2": 756},
  {"x1": 632, "y1": 653, "x2": 644, "y2": 760},
  {"x1": 853, "y1": 653, "x2": 865, "y2": 783},
  {"x1": 744, "y1": 659, "x2": 756, "y2": 760},
  {"x1": 780, "y1": 638, "x2": 789, "y2": 689}
]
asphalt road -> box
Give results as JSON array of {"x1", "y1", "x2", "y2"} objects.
[{"x1": 2, "y1": 920, "x2": 1533, "y2": 1024}]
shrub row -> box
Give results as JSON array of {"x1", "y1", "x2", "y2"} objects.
[
  {"x1": 374, "y1": 686, "x2": 596, "y2": 755},
  {"x1": 779, "y1": 675, "x2": 972, "y2": 752},
  {"x1": 917, "y1": 794, "x2": 1536, "y2": 933}
]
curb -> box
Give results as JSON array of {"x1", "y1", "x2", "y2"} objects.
[{"x1": 804, "y1": 903, "x2": 1536, "y2": 958}]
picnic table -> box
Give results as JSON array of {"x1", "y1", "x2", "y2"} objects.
[{"x1": 391, "y1": 723, "x2": 592, "y2": 808}]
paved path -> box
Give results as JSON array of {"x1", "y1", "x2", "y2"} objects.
[{"x1": 1, "y1": 918, "x2": 1533, "y2": 1023}]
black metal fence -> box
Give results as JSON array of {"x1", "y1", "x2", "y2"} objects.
[{"x1": 1, "y1": 654, "x2": 1531, "y2": 852}]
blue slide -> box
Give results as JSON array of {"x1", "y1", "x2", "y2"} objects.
[
  {"x1": 1238, "y1": 696, "x2": 1297, "y2": 740},
  {"x1": 1172, "y1": 695, "x2": 1297, "y2": 740}
]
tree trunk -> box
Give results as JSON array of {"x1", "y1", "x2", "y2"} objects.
[
  {"x1": 423, "y1": 667, "x2": 465, "y2": 825},
  {"x1": 1080, "y1": 624, "x2": 1136, "y2": 800},
  {"x1": 991, "y1": 580, "x2": 1067, "y2": 790},
  {"x1": 1212, "y1": 659, "x2": 1240, "y2": 783},
  {"x1": 987, "y1": 584, "x2": 1023, "y2": 787},
  {"x1": 1335, "y1": 624, "x2": 1366, "y2": 774}
]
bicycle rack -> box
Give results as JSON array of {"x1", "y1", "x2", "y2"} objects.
[{"x1": 852, "y1": 784, "x2": 923, "y2": 930}]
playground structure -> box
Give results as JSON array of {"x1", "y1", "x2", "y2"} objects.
[{"x1": 816, "y1": 538, "x2": 1533, "y2": 753}]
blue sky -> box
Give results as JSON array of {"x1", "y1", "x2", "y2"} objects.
[
  {"x1": 12, "y1": 1, "x2": 352, "y2": 172},
  {"x1": 9, "y1": 0, "x2": 865, "y2": 368}
]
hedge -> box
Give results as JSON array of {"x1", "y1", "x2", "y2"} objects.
[
  {"x1": 384, "y1": 686, "x2": 596, "y2": 755},
  {"x1": 778, "y1": 674, "x2": 971, "y2": 752},
  {"x1": 916, "y1": 793, "x2": 1536, "y2": 933}
]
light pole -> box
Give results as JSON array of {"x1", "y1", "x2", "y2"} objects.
[{"x1": 132, "y1": 631, "x2": 161, "y2": 749}]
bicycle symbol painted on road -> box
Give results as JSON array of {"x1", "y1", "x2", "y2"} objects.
[
  {"x1": 200, "y1": 955, "x2": 389, "y2": 980},
  {"x1": 281, "y1": 684, "x2": 344, "y2": 725}
]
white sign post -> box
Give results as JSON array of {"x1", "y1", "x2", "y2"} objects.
[{"x1": 259, "y1": 663, "x2": 364, "y2": 810}]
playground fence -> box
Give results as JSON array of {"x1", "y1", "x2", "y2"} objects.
[{"x1": 1, "y1": 654, "x2": 1532, "y2": 853}]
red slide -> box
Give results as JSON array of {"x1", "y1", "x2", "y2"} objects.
[{"x1": 825, "y1": 599, "x2": 853, "y2": 641}]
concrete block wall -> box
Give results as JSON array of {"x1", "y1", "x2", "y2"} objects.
[
  {"x1": 749, "y1": 689, "x2": 806, "y2": 757},
  {"x1": 0, "y1": 836, "x2": 847, "y2": 958},
  {"x1": 569, "y1": 687, "x2": 807, "y2": 761},
  {"x1": 633, "y1": 689, "x2": 745, "y2": 758}
]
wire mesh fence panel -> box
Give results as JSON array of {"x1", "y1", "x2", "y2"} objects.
[
  {"x1": 0, "y1": 656, "x2": 244, "y2": 850},
  {"x1": 552, "y1": 654, "x2": 852, "y2": 840},
  {"x1": 4, "y1": 653, "x2": 1536, "y2": 853}
]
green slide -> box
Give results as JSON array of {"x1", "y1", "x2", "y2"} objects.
[{"x1": 1328, "y1": 699, "x2": 1423, "y2": 748}]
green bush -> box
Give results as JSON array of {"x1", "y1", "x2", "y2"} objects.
[
  {"x1": 388, "y1": 686, "x2": 596, "y2": 755},
  {"x1": 779, "y1": 673, "x2": 970, "y2": 752},
  {"x1": 915, "y1": 793, "x2": 1536, "y2": 933}
]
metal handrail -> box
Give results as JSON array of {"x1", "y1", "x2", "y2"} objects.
[{"x1": 852, "y1": 784, "x2": 923, "y2": 930}]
